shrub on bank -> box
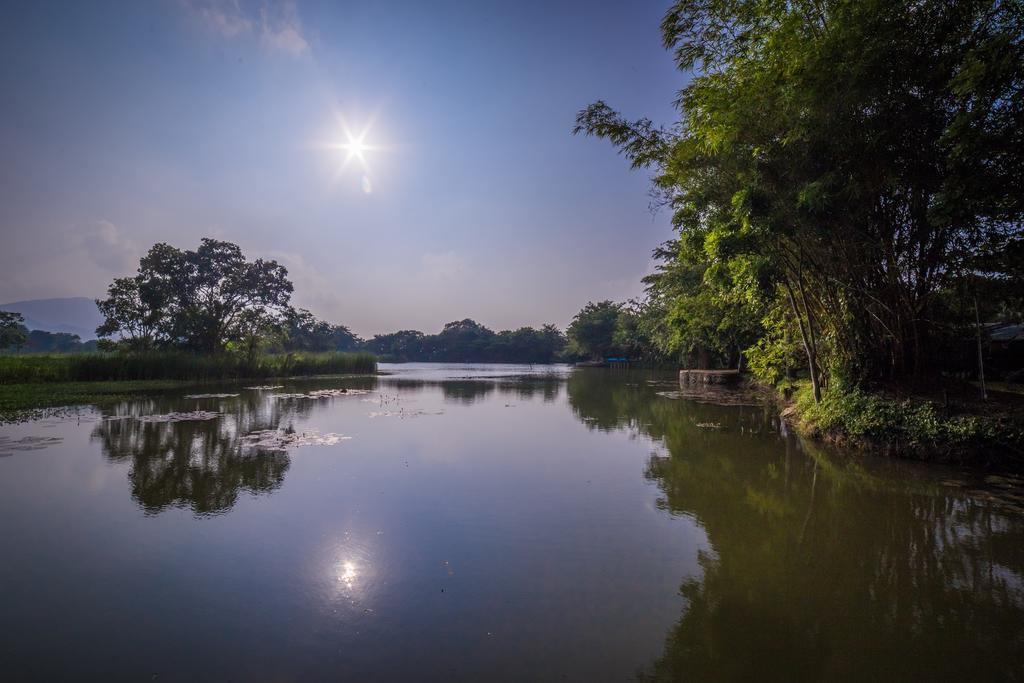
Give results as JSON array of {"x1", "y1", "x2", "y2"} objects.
[
  {"x1": 789, "y1": 382, "x2": 1022, "y2": 454},
  {"x1": 0, "y1": 352, "x2": 377, "y2": 384}
]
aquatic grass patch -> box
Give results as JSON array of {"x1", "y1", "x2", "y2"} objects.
[
  {"x1": 0, "y1": 379, "x2": 197, "y2": 423},
  {"x1": 0, "y1": 434, "x2": 65, "y2": 457},
  {"x1": 0, "y1": 351, "x2": 377, "y2": 384},
  {"x1": 269, "y1": 388, "x2": 372, "y2": 400},
  {"x1": 137, "y1": 410, "x2": 222, "y2": 423},
  {"x1": 0, "y1": 351, "x2": 376, "y2": 422}
]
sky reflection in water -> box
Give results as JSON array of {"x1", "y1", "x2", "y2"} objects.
[{"x1": 0, "y1": 363, "x2": 1022, "y2": 681}]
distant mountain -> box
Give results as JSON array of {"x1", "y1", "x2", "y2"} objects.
[{"x1": 0, "y1": 297, "x2": 103, "y2": 340}]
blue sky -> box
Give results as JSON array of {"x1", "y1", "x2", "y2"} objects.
[{"x1": 0, "y1": 0, "x2": 683, "y2": 336}]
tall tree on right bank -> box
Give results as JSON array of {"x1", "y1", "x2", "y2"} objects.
[{"x1": 576, "y1": 0, "x2": 1024, "y2": 400}]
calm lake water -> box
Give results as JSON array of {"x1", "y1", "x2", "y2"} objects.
[{"x1": 2, "y1": 363, "x2": 1023, "y2": 681}]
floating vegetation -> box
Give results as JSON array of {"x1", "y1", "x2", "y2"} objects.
[
  {"x1": 0, "y1": 434, "x2": 64, "y2": 457},
  {"x1": 138, "y1": 411, "x2": 221, "y2": 423},
  {"x1": 657, "y1": 388, "x2": 765, "y2": 407},
  {"x1": 311, "y1": 389, "x2": 371, "y2": 398},
  {"x1": 240, "y1": 428, "x2": 351, "y2": 453},
  {"x1": 270, "y1": 388, "x2": 371, "y2": 400},
  {"x1": 183, "y1": 393, "x2": 239, "y2": 399},
  {"x1": 695, "y1": 422, "x2": 723, "y2": 429},
  {"x1": 368, "y1": 409, "x2": 444, "y2": 419}
]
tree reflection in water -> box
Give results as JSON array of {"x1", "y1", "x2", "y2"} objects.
[
  {"x1": 567, "y1": 370, "x2": 1024, "y2": 681},
  {"x1": 90, "y1": 374, "x2": 560, "y2": 517},
  {"x1": 92, "y1": 392, "x2": 311, "y2": 516},
  {"x1": 380, "y1": 377, "x2": 562, "y2": 404}
]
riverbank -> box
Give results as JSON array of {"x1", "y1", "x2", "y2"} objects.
[
  {"x1": 0, "y1": 372, "x2": 382, "y2": 423},
  {"x1": 0, "y1": 351, "x2": 378, "y2": 423},
  {"x1": 0, "y1": 379, "x2": 202, "y2": 422},
  {"x1": 778, "y1": 380, "x2": 1024, "y2": 467},
  {"x1": 0, "y1": 351, "x2": 376, "y2": 383}
]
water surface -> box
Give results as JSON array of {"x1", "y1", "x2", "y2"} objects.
[{"x1": 1, "y1": 364, "x2": 1022, "y2": 680}]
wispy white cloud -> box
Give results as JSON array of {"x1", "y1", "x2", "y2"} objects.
[
  {"x1": 186, "y1": 0, "x2": 252, "y2": 38},
  {"x1": 181, "y1": 0, "x2": 309, "y2": 56},
  {"x1": 259, "y1": 2, "x2": 309, "y2": 56}
]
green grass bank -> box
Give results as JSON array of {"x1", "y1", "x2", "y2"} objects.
[
  {"x1": 0, "y1": 379, "x2": 204, "y2": 422},
  {"x1": 0, "y1": 351, "x2": 378, "y2": 422},
  {"x1": 0, "y1": 351, "x2": 377, "y2": 384},
  {"x1": 781, "y1": 381, "x2": 1024, "y2": 466}
]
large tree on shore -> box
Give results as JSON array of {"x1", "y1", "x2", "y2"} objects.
[
  {"x1": 576, "y1": 0, "x2": 1024, "y2": 398},
  {"x1": 97, "y1": 239, "x2": 293, "y2": 353}
]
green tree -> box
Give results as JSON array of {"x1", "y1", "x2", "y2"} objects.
[
  {"x1": 434, "y1": 319, "x2": 496, "y2": 361},
  {"x1": 25, "y1": 330, "x2": 87, "y2": 353},
  {"x1": 567, "y1": 301, "x2": 621, "y2": 360},
  {"x1": 365, "y1": 323, "x2": 567, "y2": 363},
  {"x1": 492, "y1": 324, "x2": 568, "y2": 363},
  {"x1": 365, "y1": 330, "x2": 428, "y2": 361},
  {"x1": 95, "y1": 276, "x2": 166, "y2": 350},
  {"x1": 641, "y1": 241, "x2": 767, "y2": 369},
  {"x1": 612, "y1": 300, "x2": 660, "y2": 362},
  {"x1": 536, "y1": 323, "x2": 569, "y2": 363},
  {"x1": 577, "y1": 0, "x2": 1024, "y2": 399},
  {"x1": 232, "y1": 308, "x2": 286, "y2": 365},
  {"x1": 282, "y1": 308, "x2": 361, "y2": 352},
  {"x1": 97, "y1": 239, "x2": 293, "y2": 353},
  {"x1": 0, "y1": 311, "x2": 28, "y2": 351}
]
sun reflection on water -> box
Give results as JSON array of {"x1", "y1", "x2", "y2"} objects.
[
  {"x1": 338, "y1": 560, "x2": 359, "y2": 590},
  {"x1": 325, "y1": 535, "x2": 376, "y2": 607}
]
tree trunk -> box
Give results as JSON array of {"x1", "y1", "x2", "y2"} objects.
[{"x1": 785, "y1": 281, "x2": 821, "y2": 403}]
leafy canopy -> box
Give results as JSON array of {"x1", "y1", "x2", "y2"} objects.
[
  {"x1": 97, "y1": 238, "x2": 293, "y2": 353},
  {"x1": 576, "y1": 0, "x2": 1024, "y2": 391}
]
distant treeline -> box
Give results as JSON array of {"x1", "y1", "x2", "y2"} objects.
[
  {"x1": 0, "y1": 239, "x2": 585, "y2": 366},
  {"x1": 363, "y1": 320, "x2": 567, "y2": 363},
  {"x1": 0, "y1": 236, "x2": 654, "y2": 366},
  {"x1": 0, "y1": 237, "x2": 729, "y2": 367},
  {"x1": 0, "y1": 317, "x2": 99, "y2": 353}
]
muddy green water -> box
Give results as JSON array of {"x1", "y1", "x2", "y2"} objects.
[{"x1": 1, "y1": 364, "x2": 1022, "y2": 681}]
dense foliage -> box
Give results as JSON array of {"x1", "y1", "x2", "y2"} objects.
[
  {"x1": 96, "y1": 238, "x2": 294, "y2": 353},
  {"x1": 566, "y1": 301, "x2": 621, "y2": 360},
  {"x1": 0, "y1": 312, "x2": 28, "y2": 350},
  {"x1": 792, "y1": 382, "x2": 1023, "y2": 455},
  {"x1": 365, "y1": 319, "x2": 567, "y2": 363},
  {"x1": 90, "y1": 238, "x2": 372, "y2": 360},
  {"x1": 576, "y1": 0, "x2": 1024, "y2": 399},
  {"x1": 282, "y1": 308, "x2": 361, "y2": 352},
  {"x1": 560, "y1": 300, "x2": 662, "y2": 362}
]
